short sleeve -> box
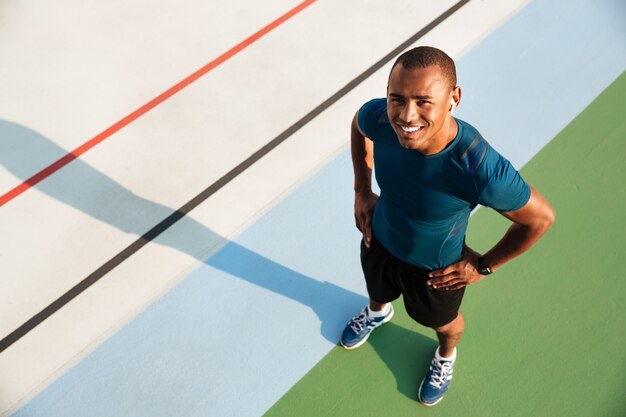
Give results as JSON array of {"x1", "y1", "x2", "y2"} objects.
[
  {"x1": 477, "y1": 152, "x2": 531, "y2": 212},
  {"x1": 357, "y1": 98, "x2": 388, "y2": 140}
]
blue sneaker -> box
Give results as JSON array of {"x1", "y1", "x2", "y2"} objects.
[
  {"x1": 340, "y1": 305, "x2": 394, "y2": 350},
  {"x1": 418, "y1": 351, "x2": 455, "y2": 406}
]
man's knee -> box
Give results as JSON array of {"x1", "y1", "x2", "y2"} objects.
[{"x1": 434, "y1": 312, "x2": 465, "y2": 335}]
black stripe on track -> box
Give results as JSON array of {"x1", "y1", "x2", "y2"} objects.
[{"x1": 0, "y1": 0, "x2": 471, "y2": 353}]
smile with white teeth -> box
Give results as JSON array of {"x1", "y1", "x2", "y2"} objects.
[{"x1": 400, "y1": 125, "x2": 422, "y2": 133}]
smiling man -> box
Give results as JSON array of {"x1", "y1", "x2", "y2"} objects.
[{"x1": 340, "y1": 46, "x2": 555, "y2": 406}]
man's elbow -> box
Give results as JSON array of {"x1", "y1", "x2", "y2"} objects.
[
  {"x1": 529, "y1": 186, "x2": 556, "y2": 234},
  {"x1": 538, "y1": 204, "x2": 556, "y2": 234}
]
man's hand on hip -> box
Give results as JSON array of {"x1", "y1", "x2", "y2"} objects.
[
  {"x1": 427, "y1": 246, "x2": 486, "y2": 290},
  {"x1": 354, "y1": 191, "x2": 378, "y2": 247}
]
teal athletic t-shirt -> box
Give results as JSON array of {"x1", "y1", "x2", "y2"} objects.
[{"x1": 357, "y1": 98, "x2": 531, "y2": 270}]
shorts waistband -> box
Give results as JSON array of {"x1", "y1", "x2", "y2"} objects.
[{"x1": 368, "y1": 234, "x2": 430, "y2": 275}]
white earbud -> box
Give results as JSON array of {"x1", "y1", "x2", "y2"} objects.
[{"x1": 450, "y1": 100, "x2": 456, "y2": 116}]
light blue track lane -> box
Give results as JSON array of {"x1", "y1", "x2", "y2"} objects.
[{"x1": 13, "y1": 0, "x2": 625, "y2": 416}]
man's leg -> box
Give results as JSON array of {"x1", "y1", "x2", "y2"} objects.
[
  {"x1": 434, "y1": 312, "x2": 464, "y2": 357},
  {"x1": 418, "y1": 312, "x2": 464, "y2": 406},
  {"x1": 369, "y1": 299, "x2": 388, "y2": 312},
  {"x1": 341, "y1": 237, "x2": 400, "y2": 350}
]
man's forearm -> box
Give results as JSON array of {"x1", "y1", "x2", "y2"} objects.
[
  {"x1": 481, "y1": 221, "x2": 551, "y2": 272},
  {"x1": 481, "y1": 186, "x2": 555, "y2": 272}
]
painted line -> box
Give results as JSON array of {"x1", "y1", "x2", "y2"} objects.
[
  {"x1": 0, "y1": 0, "x2": 471, "y2": 353},
  {"x1": 0, "y1": 0, "x2": 317, "y2": 207}
]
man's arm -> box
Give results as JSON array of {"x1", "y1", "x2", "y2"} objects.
[
  {"x1": 427, "y1": 185, "x2": 556, "y2": 290},
  {"x1": 351, "y1": 111, "x2": 378, "y2": 248}
]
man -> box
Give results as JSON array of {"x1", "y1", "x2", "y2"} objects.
[{"x1": 340, "y1": 46, "x2": 555, "y2": 406}]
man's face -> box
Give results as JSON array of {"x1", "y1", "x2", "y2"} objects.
[{"x1": 386, "y1": 64, "x2": 459, "y2": 154}]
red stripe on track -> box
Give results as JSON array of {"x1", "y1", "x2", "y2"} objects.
[{"x1": 0, "y1": 0, "x2": 316, "y2": 207}]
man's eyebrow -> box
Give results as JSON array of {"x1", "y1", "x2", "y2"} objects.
[{"x1": 388, "y1": 92, "x2": 435, "y2": 100}]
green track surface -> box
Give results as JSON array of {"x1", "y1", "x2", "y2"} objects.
[{"x1": 264, "y1": 72, "x2": 626, "y2": 417}]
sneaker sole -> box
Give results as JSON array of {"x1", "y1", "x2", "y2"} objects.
[
  {"x1": 340, "y1": 307, "x2": 394, "y2": 350},
  {"x1": 417, "y1": 379, "x2": 444, "y2": 407}
]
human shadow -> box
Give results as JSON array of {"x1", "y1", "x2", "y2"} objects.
[
  {"x1": 367, "y1": 320, "x2": 438, "y2": 400},
  {"x1": 0, "y1": 119, "x2": 367, "y2": 342}
]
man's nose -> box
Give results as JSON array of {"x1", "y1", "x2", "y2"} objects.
[{"x1": 399, "y1": 102, "x2": 418, "y2": 122}]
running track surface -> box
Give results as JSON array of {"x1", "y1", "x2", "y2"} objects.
[{"x1": 2, "y1": 0, "x2": 625, "y2": 415}]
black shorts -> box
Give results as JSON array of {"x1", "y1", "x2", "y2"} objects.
[{"x1": 360, "y1": 236, "x2": 465, "y2": 328}]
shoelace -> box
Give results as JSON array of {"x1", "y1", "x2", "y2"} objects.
[
  {"x1": 428, "y1": 359, "x2": 453, "y2": 388},
  {"x1": 349, "y1": 310, "x2": 369, "y2": 333}
]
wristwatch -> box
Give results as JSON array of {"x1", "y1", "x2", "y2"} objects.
[{"x1": 477, "y1": 257, "x2": 493, "y2": 275}]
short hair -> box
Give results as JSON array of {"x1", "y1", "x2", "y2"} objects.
[{"x1": 390, "y1": 46, "x2": 457, "y2": 90}]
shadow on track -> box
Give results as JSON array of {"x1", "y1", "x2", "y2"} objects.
[
  {"x1": 0, "y1": 119, "x2": 367, "y2": 344},
  {"x1": 367, "y1": 321, "x2": 438, "y2": 400}
]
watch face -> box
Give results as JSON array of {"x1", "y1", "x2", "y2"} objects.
[{"x1": 478, "y1": 258, "x2": 492, "y2": 275}]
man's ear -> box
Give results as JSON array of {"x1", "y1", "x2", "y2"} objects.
[{"x1": 450, "y1": 86, "x2": 462, "y2": 115}]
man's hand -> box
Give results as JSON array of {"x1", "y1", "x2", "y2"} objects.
[
  {"x1": 354, "y1": 191, "x2": 378, "y2": 247},
  {"x1": 427, "y1": 246, "x2": 485, "y2": 290}
]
